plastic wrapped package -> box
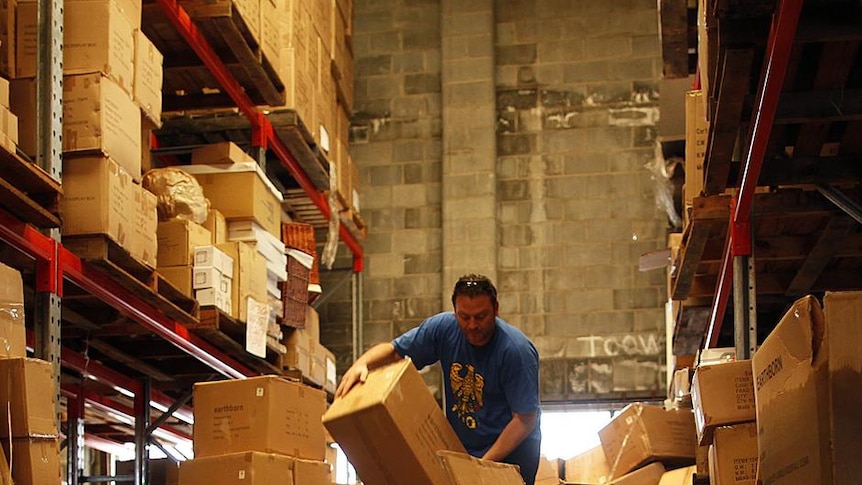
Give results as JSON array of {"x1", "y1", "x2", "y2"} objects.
[{"x1": 142, "y1": 167, "x2": 210, "y2": 224}]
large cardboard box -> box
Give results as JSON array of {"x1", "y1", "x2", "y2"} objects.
[
  {"x1": 322, "y1": 359, "x2": 467, "y2": 485},
  {"x1": 691, "y1": 360, "x2": 755, "y2": 444},
  {"x1": 598, "y1": 403, "x2": 696, "y2": 479},
  {"x1": 133, "y1": 29, "x2": 163, "y2": 127},
  {"x1": 608, "y1": 462, "x2": 665, "y2": 485},
  {"x1": 157, "y1": 219, "x2": 211, "y2": 267},
  {"x1": 203, "y1": 209, "x2": 228, "y2": 244},
  {"x1": 9, "y1": 78, "x2": 35, "y2": 158},
  {"x1": 193, "y1": 375, "x2": 327, "y2": 460},
  {"x1": 16, "y1": 0, "x2": 135, "y2": 92},
  {"x1": 61, "y1": 156, "x2": 135, "y2": 248},
  {"x1": 217, "y1": 241, "x2": 267, "y2": 321},
  {"x1": 63, "y1": 74, "x2": 142, "y2": 180},
  {"x1": 0, "y1": 437, "x2": 61, "y2": 485},
  {"x1": 157, "y1": 266, "x2": 192, "y2": 297},
  {"x1": 0, "y1": 358, "x2": 57, "y2": 438},
  {"x1": 179, "y1": 452, "x2": 293, "y2": 485},
  {"x1": 0, "y1": 262, "x2": 25, "y2": 359},
  {"x1": 657, "y1": 465, "x2": 696, "y2": 485},
  {"x1": 132, "y1": 186, "x2": 158, "y2": 268},
  {"x1": 0, "y1": 0, "x2": 15, "y2": 78},
  {"x1": 684, "y1": 90, "x2": 708, "y2": 209},
  {"x1": 564, "y1": 445, "x2": 611, "y2": 484},
  {"x1": 259, "y1": 0, "x2": 279, "y2": 69},
  {"x1": 282, "y1": 326, "x2": 312, "y2": 376},
  {"x1": 752, "y1": 292, "x2": 862, "y2": 485},
  {"x1": 190, "y1": 141, "x2": 255, "y2": 165},
  {"x1": 0, "y1": 441, "x2": 11, "y2": 485},
  {"x1": 437, "y1": 451, "x2": 525, "y2": 485},
  {"x1": 709, "y1": 423, "x2": 757, "y2": 485}
]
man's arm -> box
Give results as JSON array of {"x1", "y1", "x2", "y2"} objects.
[
  {"x1": 334, "y1": 342, "x2": 403, "y2": 398},
  {"x1": 481, "y1": 411, "x2": 538, "y2": 462}
]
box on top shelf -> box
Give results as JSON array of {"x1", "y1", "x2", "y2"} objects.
[
  {"x1": 61, "y1": 156, "x2": 134, "y2": 248},
  {"x1": 690, "y1": 359, "x2": 755, "y2": 445},
  {"x1": 17, "y1": 0, "x2": 136, "y2": 92},
  {"x1": 311, "y1": 0, "x2": 332, "y2": 57},
  {"x1": 156, "y1": 219, "x2": 212, "y2": 267},
  {"x1": 753, "y1": 292, "x2": 862, "y2": 485},
  {"x1": 203, "y1": 209, "x2": 229, "y2": 244},
  {"x1": 657, "y1": 465, "x2": 696, "y2": 485},
  {"x1": 133, "y1": 29, "x2": 164, "y2": 127},
  {"x1": 684, "y1": 90, "x2": 708, "y2": 210},
  {"x1": 193, "y1": 375, "x2": 327, "y2": 460},
  {"x1": 9, "y1": 78, "x2": 35, "y2": 157},
  {"x1": 259, "y1": 0, "x2": 280, "y2": 72},
  {"x1": 598, "y1": 403, "x2": 696, "y2": 479},
  {"x1": 0, "y1": 358, "x2": 58, "y2": 438},
  {"x1": 132, "y1": 185, "x2": 158, "y2": 268},
  {"x1": 0, "y1": 262, "x2": 25, "y2": 359},
  {"x1": 322, "y1": 359, "x2": 466, "y2": 485},
  {"x1": 157, "y1": 266, "x2": 192, "y2": 298},
  {"x1": 437, "y1": 451, "x2": 525, "y2": 485},
  {"x1": 217, "y1": 241, "x2": 268, "y2": 321},
  {"x1": 190, "y1": 141, "x2": 255, "y2": 165},
  {"x1": 63, "y1": 73, "x2": 142, "y2": 180},
  {"x1": 709, "y1": 422, "x2": 758, "y2": 485},
  {"x1": 194, "y1": 245, "x2": 235, "y2": 278}
]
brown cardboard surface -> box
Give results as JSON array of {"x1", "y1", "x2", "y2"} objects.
[
  {"x1": 0, "y1": 437, "x2": 61, "y2": 485},
  {"x1": 564, "y1": 445, "x2": 611, "y2": 484},
  {"x1": 132, "y1": 185, "x2": 158, "y2": 267},
  {"x1": 61, "y1": 156, "x2": 135, "y2": 248},
  {"x1": 535, "y1": 456, "x2": 560, "y2": 485},
  {"x1": 193, "y1": 376, "x2": 327, "y2": 460},
  {"x1": 203, "y1": 209, "x2": 228, "y2": 244},
  {"x1": 292, "y1": 457, "x2": 331, "y2": 485},
  {"x1": 10, "y1": 78, "x2": 36, "y2": 157},
  {"x1": 282, "y1": 326, "x2": 312, "y2": 376},
  {"x1": 308, "y1": 341, "x2": 327, "y2": 387},
  {"x1": 217, "y1": 241, "x2": 267, "y2": 321},
  {"x1": 191, "y1": 141, "x2": 254, "y2": 165},
  {"x1": 194, "y1": 171, "x2": 281, "y2": 237},
  {"x1": 0, "y1": 358, "x2": 57, "y2": 438},
  {"x1": 684, "y1": 90, "x2": 708, "y2": 208},
  {"x1": 608, "y1": 462, "x2": 665, "y2": 485},
  {"x1": 0, "y1": 262, "x2": 25, "y2": 359},
  {"x1": 156, "y1": 219, "x2": 211, "y2": 267},
  {"x1": 752, "y1": 292, "x2": 862, "y2": 485},
  {"x1": 710, "y1": 423, "x2": 757, "y2": 485},
  {"x1": 322, "y1": 359, "x2": 466, "y2": 485},
  {"x1": 259, "y1": 0, "x2": 279, "y2": 68},
  {"x1": 657, "y1": 465, "x2": 696, "y2": 485},
  {"x1": 438, "y1": 451, "x2": 525, "y2": 485},
  {"x1": 179, "y1": 452, "x2": 293, "y2": 485},
  {"x1": 598, "y1": 403, "x2": 696, "y2": 479},
  {"x1": 0, "y1": 438, "x2": 10, "y2": 485},
  {"x1": 0, "y1": 0, "x2": 15, "y2": 78},
  {"x1": 115, "y1": 458, "x2": 179, "y2": 485},
  {"x1": 157, "y1": 266, "x2": 192, "y2": 297},
  {"x1": 691, "y1": 360, "x2": 755, "y2": 444},
  {"x1": 133, "y1": 29, "x2": 163, "y2": 126},
  {"x1": 62, "y1": 74, "x2": 142, "y2": 180}
]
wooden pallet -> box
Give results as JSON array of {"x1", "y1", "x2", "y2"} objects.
[
  {"x1": 188, "y1": 307, "x2": 284, "y2": 375},
  {"x1": 63, "y1": 235, "x2": 200, "y2": 324},
  {"x1": 142, "y1": 2, "x2": 284, "y2": 109},
  {"x1": 0, "y1": 145, "x2": 61, "y2": 228}
]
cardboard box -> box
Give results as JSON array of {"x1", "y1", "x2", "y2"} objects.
[
  {"x1": 306, "y1": 305, "x2": 320, "y2": 342},
  {"x1": 0, "y1": 358, "x2": 57, "y2": 438},
  {"x1": 61, "y1": 156, "x2": 135, "y2": 248},
  {"x1": 657, "y1": 465, "x2": 696, "y2": 485},
  {"x1": 308, "y1": 341, "x2": 327, "y2": 387},
  {"x1": 9, "y1": 77, "x2": 36, "y2": 158},
  {"x1": 259, "y1": 0, "x2": 279, "y2": 69},
  {"x1": 180, "y1": 452, "x2": 293, "y2": 485},
  {"x1": 63, "y1": 74, "x2": 142, "y2": 180},
  {"x1": 696, "y1": 443, "x2": 709, "y2": 478},
  {"x1": 0, "y1": 262, "x2": 25, "y2": 359},
  {"x1": 193, "y1": 375, "x2": 327, "y2": 460},
  {"x1": 194, "y1": 245, "x2": 235, "y2": 278},
  {"x1": 217, "y1": 241, "x2": 267, "y2": 321},
  {"x1": 0, "y1": 0, "x2": 15, "y2": 78},
  {"x1": 322, "y1": 359, "x2": 466, "y2": 485},
  {"x1": 195, "y1": 286, "x2": 231, "y2": 314},
  {"x1": 684, "y1": 90, "x2": 708, "y2": 208},
  {"x1": 598, "y1": 403, "x2": 696, "y2": 479},
  {"x1": 1, "y1": 437, "x2": 61, "y2": 485},
  {"x1": 564, "y1": 445, "x2": 610, "y2": 484},
  {"x1": 311, "y1": 0, "x2": 332, "y2": 56},
  {"x1": 133, "y1": 29, "x2": 163, "y2": 127},
  {"x1": 17, "y1": 0, "x2": 135, "y2": 92},
  {"x1": 115, "y1": 458, "x2": 179, "y2": 485},
  {"x1": 608, "y1": 462, "x2": 665, "y2": 485},
  {"x1": 180, "y1": 0, "x2": 259, "y2": 45},
  {"x1": 158, "y1": 265, "x2": 192, "y2": 297},
  {"x1": 282, "y1": 326, "x2": 312, "y2": 376},
  {"x1": 437, "y1": 451, "x2": 525, "y2": 485},
  {"x1": 752, "y1": 292, "x2": 862, "y2": 485},
  {"x1": 691, "y1": 360, "x2": 755, "y2": 444},
  {"x1": 709, "y1": 423, "x2": 757, "y2": 485},
  {"x1": 535, "y1": 456, "x2": 560, "y2": 485},
  {"x1": 0, "y1": 441, "x2": 11, "y2": 485},
  {"x1": 187, "y1": 167, "x2": 283, "y2": 238},
  {"x1": 193, "y1": 266, "x2": 224, "y2": 290},
  {"x1": 132, "y1": 185, "x2": 158, "y2": 268},
  {"x1": 203, "y1": 209, "x2": 229, "y2": 244},
  {"x1": 157, "y1": 219, "x2": 212, "y2": 267},
  {"x1": 190, "y1": 141, "x2": 255, "y2": 165},
  {"x1": 324, "y1": 346, "x2": 337, "y2": 394},
  {"x1": 3, "y1": 108, "x2": 17, "y2": 145}
]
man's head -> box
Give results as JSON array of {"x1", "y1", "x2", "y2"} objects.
[{"x1": 451, "y1": 274, "x2": 499, "y2": 347}]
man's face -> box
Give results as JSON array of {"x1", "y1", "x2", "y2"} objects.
[{"x1": 454, "y1": 294, "x2": 498, "y2": 347}]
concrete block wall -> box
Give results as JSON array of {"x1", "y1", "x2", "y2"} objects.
[{"x1": 320, "y1": 0, "x2": 671, "y2": 403}]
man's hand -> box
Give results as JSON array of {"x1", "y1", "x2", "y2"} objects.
[
  {"x1": 481, "y1": 411, "x2": 538, "y2": 462},
  {"x1": 334, "y1": 361, "x2": 369, "y2": 398}
]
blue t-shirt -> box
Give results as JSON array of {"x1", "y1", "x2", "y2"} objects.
[{"x1": 392, "y1": 312, "x2": 542, "y2": 482}]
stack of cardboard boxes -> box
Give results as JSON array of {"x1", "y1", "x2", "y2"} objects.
[
  {"x1": 0, "y1": 77, "x2": 18, "y2": 153},
  {"x1": 179, "y1": 375, "x2": 331, "y2": 484},
  {"x1": 0, "y1": 262, "x2": 61, "y2": 485}
]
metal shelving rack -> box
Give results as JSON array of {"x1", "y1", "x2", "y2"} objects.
[{"x1": 0, "y1": 0, "x2": 364, "y2": 482}]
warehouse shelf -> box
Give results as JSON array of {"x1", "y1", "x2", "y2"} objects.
[{"x1": 665, "y1": 0, "x2": 862, "y2": 355}]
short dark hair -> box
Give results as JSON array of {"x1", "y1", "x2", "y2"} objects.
[{"x1": 452, "y1": 273, "x2": 498, "y2": 307}]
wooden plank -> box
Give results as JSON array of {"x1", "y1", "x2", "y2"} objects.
[
  {"x1": 672, "y1": 218, "x2": 724, "y2": 300},
  {"x1": 672, "y1": 306, "x2": 710, "y2": 355},
  {"x1": 0, "y1": 145, "x2": 62, "y2": 199},
  {"x1": 0, "y1": 177, "x2": 61, "y2": 228},
  {"x1": 785, "y1": 215, "x2": 857, "y2": 296}
]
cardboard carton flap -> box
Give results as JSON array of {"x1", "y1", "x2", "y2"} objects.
[{"x1": 438, "y1": 451, "x2": 525, "y2": 485}]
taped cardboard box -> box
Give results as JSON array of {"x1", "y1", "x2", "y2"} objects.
[
  {"x1": 709, "y1": 422, "x2": 757, "y2": 485},
  {"x1": 323, "y1": 359, "x2": 466, "y2": 485},
  {"x1": 608, "y1": 462, "x2": 665, "y2": 485},
  {"x1": 691, "y1": 360, "x2": 755, "y2": 444},
  {"x1": 564, "y1": 445, "x2": 610, "y2": 484},
  {"x1": 0, "y1": 262, "x2": 25, "y2": 359},
  {"x1": 133, "y1": 29, "x2": 163, "y2": 127},
  {"x1": 0, "y1": 358, "x2": 58, "y2": 438},
  {"x1": 657, "y1": 465, "x2": 696, "y2": 485},
  {"x1": 598, "y1": 403, "x2": 695, "y2": 479},
  {"x1": 0, "y1": 437, "x2": 61, "y2": 485},
  {"x1": 193, "y1": 375, "x2": 327, "y2": 460},
  {"x1": 157, "y1": 219, "x2": 211, "y2": 267},
  {"x1": 217, "y1": 241, "x2": 267, "y2": 321},
  {"x1": 752, "y1": 292, "x2": 862, "y2": 485},
  {"x1": 438, "y1": 451, "x2": 525, "y2": 485},
  {"x1": 179, "y1": 452, "x2": 293, "y2": 485}
]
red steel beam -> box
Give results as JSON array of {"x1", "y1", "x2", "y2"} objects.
[
  {"x1": 155, "y1": 0, "x2": 364, "y2": 272},
  {"x1": 705, "y1": 0, "x2": 803, "y2": 348}
]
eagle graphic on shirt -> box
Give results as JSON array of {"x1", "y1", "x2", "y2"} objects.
[{"x1": 449, "y1": 362, "x2": 484, "y2": 429}]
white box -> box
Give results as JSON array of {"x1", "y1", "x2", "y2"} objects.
[
  {"x1": 193, "y1": 245, "x2": 234, "y2": 278},
  {"x1": 193, "y1": 266, "x2": 222, "y2": 290},
  {"x1": 196, "y1": 287, "x2": 231, "y2": 314}
]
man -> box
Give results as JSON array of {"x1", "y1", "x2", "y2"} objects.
[{"x1": 335, "y1": 274, "x2": 542, "y2": 484}]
